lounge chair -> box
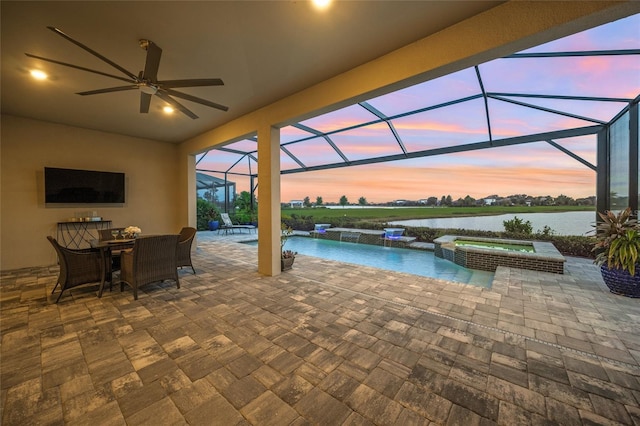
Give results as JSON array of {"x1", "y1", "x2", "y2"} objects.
[
  {"x1": 177, "y1": 227, "x2": 197, "y2": 274},
  {"x1": 219, "y1": 213, "x2": 256, "y2": 234}
]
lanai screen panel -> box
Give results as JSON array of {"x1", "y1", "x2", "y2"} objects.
[
  {"x1": 329, "y1": 123, "x2": 402, "y2": 162},
  {"x1": 550, "y1": 134, "x2": 598, "y2": 166},
  {"x1": 487, "y1": 99, "x2": 599, "y2": 140},
  {"x1": 197, "y1": 149, "x2": 255, "y2": 176},
  {"x1": 503, "y1": 97, "x2": 627, "y2": 124},
  {"x1": 365, "y1": 68, "x2": 480, "y2": 117},
  {"x1": 524, "y1": 14, "x2": 639, "y2": 52},
  {"x1": 392, "y1": 98, "x2": 489, "y2": 152},
  {"x1": 281, "y1": 136, "x2": 347, "y2": 168},
  {"x1": 479, "y1": 54, "x2": 639, "y2": 100},
  {"x1": 297, "y1": 104, "x2": 379, "y2": 133},
  {"x1": 224, "y1": 139, "x2": 258, "y2": 154},
  {"x1": 609, "y1": 113, "x2": 631, "y2": 209},
  {"x1": 281, "y1": 126, "x2": 313, "y2": 144}
]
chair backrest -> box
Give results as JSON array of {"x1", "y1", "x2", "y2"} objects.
[
  {"x1": 220, "y1": 213, "x2": 233, "y2": 226},
  {"x1": 177, "y1": 227, "x2": 197, "y2": 269},
  {"x1": 47, "y1": 236, "x2": 102, "y2": 289},
  {"x1": 178, "y1": 227, "x2": 197, "y2": 244},
  {"x1": 131, "y1": 235, "x2": 179, "y2": 286},
  {"x1": 47, "y1": 236, "x2": 68, "y2": 279}
]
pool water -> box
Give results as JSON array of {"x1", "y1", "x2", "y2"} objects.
[
  {"x1": 249, "y1": 237, "x2": 493, "y2": 288},
  {"x1": 455, "y1": 240, "x2": 535, "y2": 253}
]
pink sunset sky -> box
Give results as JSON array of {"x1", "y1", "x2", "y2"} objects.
[{"x1": 198, "y1": 14, "x2": 639, "y2": 204}]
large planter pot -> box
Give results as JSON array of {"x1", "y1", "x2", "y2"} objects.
[
  {"x1": 281, "y1": 256, "x2": 295, "y2": 271},
  {"x1": 600, "y1": 265, "x2": 640, "y2": 298},
  {"x1": 208, "y1": 220, "x2": 219, "y2": 231}
]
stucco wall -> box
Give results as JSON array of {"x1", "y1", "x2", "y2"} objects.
[{"x1": 1, "y1": 114, "x2": 182, "y2": 270}]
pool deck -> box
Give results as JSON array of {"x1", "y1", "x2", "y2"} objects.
[{"x1": 1, "y1": 230, "x2": 639, "y2": 425}]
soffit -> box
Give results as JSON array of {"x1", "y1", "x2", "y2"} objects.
[{"x1": 0, "y1": 1, "x2": 503, "y2": 143}]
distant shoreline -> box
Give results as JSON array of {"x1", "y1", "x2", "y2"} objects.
[{"x1": 282, "y1": 205, "x2": 595, "y2": 222}]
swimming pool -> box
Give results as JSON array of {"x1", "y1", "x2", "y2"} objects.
[{"x1": 247, "y1": 237, "x2": 493, "y2": 288}]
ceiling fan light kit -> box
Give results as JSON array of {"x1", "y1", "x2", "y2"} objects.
[{"x1": 25, "y1": 27, "x2": 228, "y2": 119}]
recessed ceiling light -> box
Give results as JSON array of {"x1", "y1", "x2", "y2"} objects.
[
  {"x1": 163, "y1": 106, "x2": 174, "y2": 114},
  {"x1": 311, "y1": 0, "x2": 331, "y2": 10},
  {"x1": 30, "y1": 70, "x2": 48, "y2": 80}
]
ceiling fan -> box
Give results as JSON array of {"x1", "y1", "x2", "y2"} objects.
[{"x1": 25, "y1": 26, "x2": 228, "y2": 119}]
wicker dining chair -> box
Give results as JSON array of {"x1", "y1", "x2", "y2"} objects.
[
  {"x1": 47, "y1": 236, "x2": 104, "y2": 303},
  {"x1": 177, "y1": 227, "x2": 197, "y2": 274},
  {"x1": 119, "y1": 234, "x2": 180, "y2": 300},
  {"x1": 99, "y1": 227, "x2": 127, "y2": 270}
]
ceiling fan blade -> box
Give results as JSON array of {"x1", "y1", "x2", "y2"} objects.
[
  {"x1": 165, "y1": 88, "x2": 229, "y2": 112},
  {"x1": 159, "y1": 78, "x2": 224, "y2": 88},
  {"x1": 140, "y1": 93, "x2": 152, "y2": 113},
  {"x1": 142, "y1": 41, "x2": 162, "y2": 82},
  {"x1": 77, "y1": 85, "x2": 138, "y2": 96},
  {"x1": 25, "y1": 53, "x2": 134, "y2": 84},
  {"x1": 155, "y1": 90, "x2": 198, "y2": 119},
  {"x1": 47, "y1": 26, "x2": 139, "y2": 81}
]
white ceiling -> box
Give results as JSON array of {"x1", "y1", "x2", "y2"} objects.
[{"x1": 1, "y1": 1, "x2": 503, "y2": 143}]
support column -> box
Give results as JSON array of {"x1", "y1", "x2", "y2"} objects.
[
  {"x1": 257, "y1": 126, "x2": 281, "y2": 276},
  {"x1": 596, "y1": 127, "x2": 608, "y2": 216},
  {"x1": 629, "y1": 101, "x2": 638, "y2": 214},
  {"x1": 186, "y1": 154, "x2": 197, "y2": 229}
]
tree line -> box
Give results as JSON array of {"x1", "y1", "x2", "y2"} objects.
[{"x1": 293, "y1": 193, "x2": 596, "y2": 207}]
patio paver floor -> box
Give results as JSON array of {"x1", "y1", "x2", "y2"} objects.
[{"x1": 1, "y1": 231, "x2": 639, "y2": 425}]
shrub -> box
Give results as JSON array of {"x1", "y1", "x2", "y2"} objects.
[
  {"x1": 503, "y1": 216, "x2": 533, "y2": 234},
  {"x1": 549, "y1": 235, "x2": 596, "y2": 258},
  {"x1": 282, "y1": 214, "x2": 316, "y2": 231},
  {"x1": 196, "y1": 198, "x2": 219, "y2": 231}
]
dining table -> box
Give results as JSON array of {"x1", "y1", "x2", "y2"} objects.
[{"x1": 90, "y1": 238, "x2": 136, "y2": 297}]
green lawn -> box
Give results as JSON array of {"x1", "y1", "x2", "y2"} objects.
[{"x1": 281, "y1": 205, "x2": 593, "y2": 222}]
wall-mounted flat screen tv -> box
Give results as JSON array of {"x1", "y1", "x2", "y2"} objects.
[{"x1": 45, "y1": 167, "x2": 125, "y2": 204}]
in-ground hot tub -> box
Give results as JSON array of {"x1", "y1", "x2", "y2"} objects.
[{"x1": 434, "y1": 235, "x2": 565, "y2": 274}]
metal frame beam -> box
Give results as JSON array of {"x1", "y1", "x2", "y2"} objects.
[
  {"x1": 545, "y1": 139, "x2": 596, "y2": 171},
  {"x1": 280, "y1": 125, "x2": 602, "y2": 175}
]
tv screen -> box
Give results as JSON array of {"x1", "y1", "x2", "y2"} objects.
[{"x1": 45, "y1": 167, "x2": 125, "y2": 204}]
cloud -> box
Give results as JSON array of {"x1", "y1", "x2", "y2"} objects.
[{"x1": 280, "y1": 160, "x2": 595, "y2": 203}]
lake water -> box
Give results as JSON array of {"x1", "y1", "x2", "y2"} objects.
[{"x1": 389, "y1": 211, "x2": 596, "y2": 236}]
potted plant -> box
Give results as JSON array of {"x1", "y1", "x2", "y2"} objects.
[
  {"x1": 593, "y1": 207, "x2": 640, "y2": 297},
  {"x1": 281, "y1": 223, "x2": 297, "y2": 271},
  {"x1": 197, "y1": 199, "x2": 220, "y2": 231}
]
